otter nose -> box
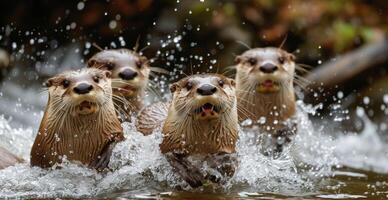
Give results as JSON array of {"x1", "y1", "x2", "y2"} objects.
[
  {"x1": 119, "y1": 69, "x2": 138, "y2": 80},
  {"x1": 197, "y1": 84, "x2": 217, "y2": 96},
  {"x1": 73, "y1": 83, "x2": 93, "y2": 94},
  {"x1": 259, "y1": 63, "x2": 278, "y2": 73}
]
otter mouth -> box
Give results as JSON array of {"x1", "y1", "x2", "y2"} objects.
[
  {"x1": 194, "y1": 103, "x2": 221, "y2": 120},
  {"x1": 76, "y1": 101, "x2": 98, "y2": 115},
  {"x1": 256, "y1": 80, "x2": 280, "y2": 93}
]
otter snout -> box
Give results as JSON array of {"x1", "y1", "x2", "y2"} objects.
[
  {"x1": 119, "y1": 68, "x2": 138, "y2": 80},
  {"x1": 197, "y1": 84, "x2": 217, "y2": 96},
  {"x1": 259, "y1": 63, "x2": 278, "y2": 73},
  {"x1": 73, "y1": 83, "x2": 93, "y2": 94}
]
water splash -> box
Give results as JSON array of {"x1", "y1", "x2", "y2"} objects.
[
  {"x1": 0, "y1": 103, "x2": 326, "y2": 197},
  {"x1": 1, "y1": 100, "x2": 388, "y2": 198},
  {"x1": 333, "y1": 108, "x2": 388, "y2": 173}
]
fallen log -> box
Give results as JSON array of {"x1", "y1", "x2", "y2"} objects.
[{"x1": 306, "y1": 39, "x2": 388, "y2": 90}]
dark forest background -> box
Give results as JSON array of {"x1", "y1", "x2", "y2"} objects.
[{"x1": 0, "y1": 0, "x2": 387, "y2": 130}]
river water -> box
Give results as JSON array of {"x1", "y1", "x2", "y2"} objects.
[
  {"x1": 0, "y1": 39, "x2": 387, "y2": 199},
  {"x1": 0, "y1": 74, "x2": 388, "y2": 199}
]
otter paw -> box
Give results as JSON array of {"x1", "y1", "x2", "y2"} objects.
[
  {"x1": 181, "y1": 168, "x2": 204, "y2": 188},
  {"x1": 89, "y1": 142, "x2": 115, "y2": 171},
  {"x1": 165, "y1": 153, "x2": 204, "y2": 188}
]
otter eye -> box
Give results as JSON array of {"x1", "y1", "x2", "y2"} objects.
[
  {"x1": 278, "y1": 57, "x2": 285, "y2": 64},
  {"x1": 106, "y1": 62, "x2": 114, "y2": 70},
  {"x1": 93, "y1": 76, "x2": 100, "y2": 83},
  {"x1": 136, "y1": 60, "x2": 143, "y2": 69},
  {"x1": 62, "y1": 79, "x2": 70, "y2": 88},
  {"x1": 248, "y1": 58, "x2": 257, "y2": 66},
  {"x1": 218, "y1": 80, "x2": 224, "y2": 87},
  {"x1": 185, "y1": 82, "x2": 193, "y2": 90}
]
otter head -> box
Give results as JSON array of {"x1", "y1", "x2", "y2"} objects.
[
  {"x1": 45, "y1": 68, "x2": 112, "y2": 116},
  {"x1": 87, "y1": 49, "x2": 150, "y2": 98},
  {"x1": 235, "y1": 47, "x2": 295, "y2": 94},
  {"x1": 170, "y1": 74, "x2": 236, "y2": 121}
]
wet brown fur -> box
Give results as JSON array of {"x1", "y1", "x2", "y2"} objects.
[
  {"x1": 137, "y1": 74, "x2": 239, "y2": 187},
  {"x1": 87, "y1": 49, "x2": 151, "y2": 118},
  {"x1": 30, "y1": 68, "x2": 123, "y2": 169},
  {"x1": 235, "y1": 47, "x2": 297, "y2": 133}
]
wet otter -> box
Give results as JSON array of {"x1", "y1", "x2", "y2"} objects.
[
  {"x1": 0, "y1": 147, "x2": 22, "y2": 170},
  {"x1": 30, "y1": 68, "x2": 124, "y2": 170},
  {"x1": 87, "y1": 49, "x2": 151, "y2": 121},
  {"x1": 137, "y1": 74, "x2": 239, "y2": 187},
  {"x1": 235, "y1": 47, "x2": 298, "y2": 154}
]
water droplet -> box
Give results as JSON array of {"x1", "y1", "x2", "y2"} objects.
[
  {"x1": 77, "y1": 2, "x2": 85, "y2": 10},
  {"x1": 383, "y1": 94, "x2": 388, "y2": 104},
  {"x1": 363, "y1": 96, "x2": 370, "y2": 105},
  {"x1": 109, "y1": 20, "x2": 117, "y2": 29},
  {"x1": 337, "y1": 91, "x2": 344, "y2": 99},
  {"x1": 356, "y1": 107, "x2": 365, "y2": 117},
  {"x1": 12, "y1": 42, "x2": 17, "y2": 49}
]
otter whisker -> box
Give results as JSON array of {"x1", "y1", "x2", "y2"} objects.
[
  {"x1": 92, "y1": 43, "x2": 104, "y2": 51},
  {"x1": 235, "y1": 89, "x2": 253, "y2": 95},
  {"x1": 237, "y1": 104, "x2": 255, "y2": 119},
  {"x1": 111, "y1": 80, "x2": 136, "y2": 86},
  {"x1": 297, "y1": 63, "x2": 313, "y2": 69},
  {"x1": 295, "y1": 65, "x2": 310, "y2": 74},
  {"x1": 236, "y1": 40, "x2": 252, "y2": 50},
  {"x1": 150, "y1": 67, "x2": 169, "y2": 75},
  {"x1": 149, "y1": 71, "x2": 157, "y2": 78},
  {"x1": 146, "y1": 85, "x2": 162, "y2": 99},
  {"x1": 139, "y1": 45, "x2": 149, "y2": 53},
  {"x1": 278, "y1": 34, "x2": 288, "y2": 50},
  {"x1": 111, "y1": 95, "x2": 130, "y2": 106},
  {"x1": 112, "y1": 101, "x2": 131, "y2": 119}
]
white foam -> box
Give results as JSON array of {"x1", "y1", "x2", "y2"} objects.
[
  {"x1": 333, "y1": 116, "x2": 388, "y2": 173},
  {"x1": 0, "y1": 100, "x2": 387, "y2": 198}
]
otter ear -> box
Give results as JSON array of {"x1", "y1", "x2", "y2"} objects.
[
  {"x1": 170, "y1": 83, "x2": 179, "y2": 93},
  {"x1": 138, "y1": 56, "x2": 149, "y2": 67},
  {"x1": 44, "y1": 78, "x2": 55, "y2": 87},
  {"x1": 226, "y1": 78, "x2": 236, "y2": 87},
  {"x1": 235, "y1": 56, "x2": 243, "y2": 64},
  {"x1": 104, "y1": 71, "x2": 112, "y2": 78},
  {"x1": 230, "y1": 79, "x2": 236, "y2": 87},
  {"x1": 87, "y1": 59, "x2": 96, "y2": 68}
]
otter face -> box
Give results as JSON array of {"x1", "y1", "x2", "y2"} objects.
[
  {"x1": 235, "y1": 47, "x2": 295, "y2": 94},
  {"x1": 87, "y1": 49, "x2": 150, "y2": 98},
  {"x1": 45, "y1": 68, "x2": 112, "y2": 116},
  {"x1": 170, "y1": 74, "x2": 236, "y2": 121}
]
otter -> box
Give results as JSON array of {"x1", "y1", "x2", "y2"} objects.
[
  {"x1": 87, "y1": 49, "x2": 152, "y2": 121},
  {"x1": 0, "y1": 147, "x2": 22, "y2": 170},
  {"x1": 137, "y1": 74, "x2": 239, "y2": 187},
  {"x1": 30, "y1": 68, "x2": 124, "y2": 171},
  {"x1": 235, "y1": 47, "x2": 298, "y2": 154}
]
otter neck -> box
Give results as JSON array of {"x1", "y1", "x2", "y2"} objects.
[
  {"x1": 237, "y1": 82, "x2": 296, "y2": 129},
  {"x1": 161, "y1": 108, "x2": 238, "y2": 155}
]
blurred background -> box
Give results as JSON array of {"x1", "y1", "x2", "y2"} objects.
[{"x1": 0, "y1": 0, "x2": 387, "y2": 132}]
